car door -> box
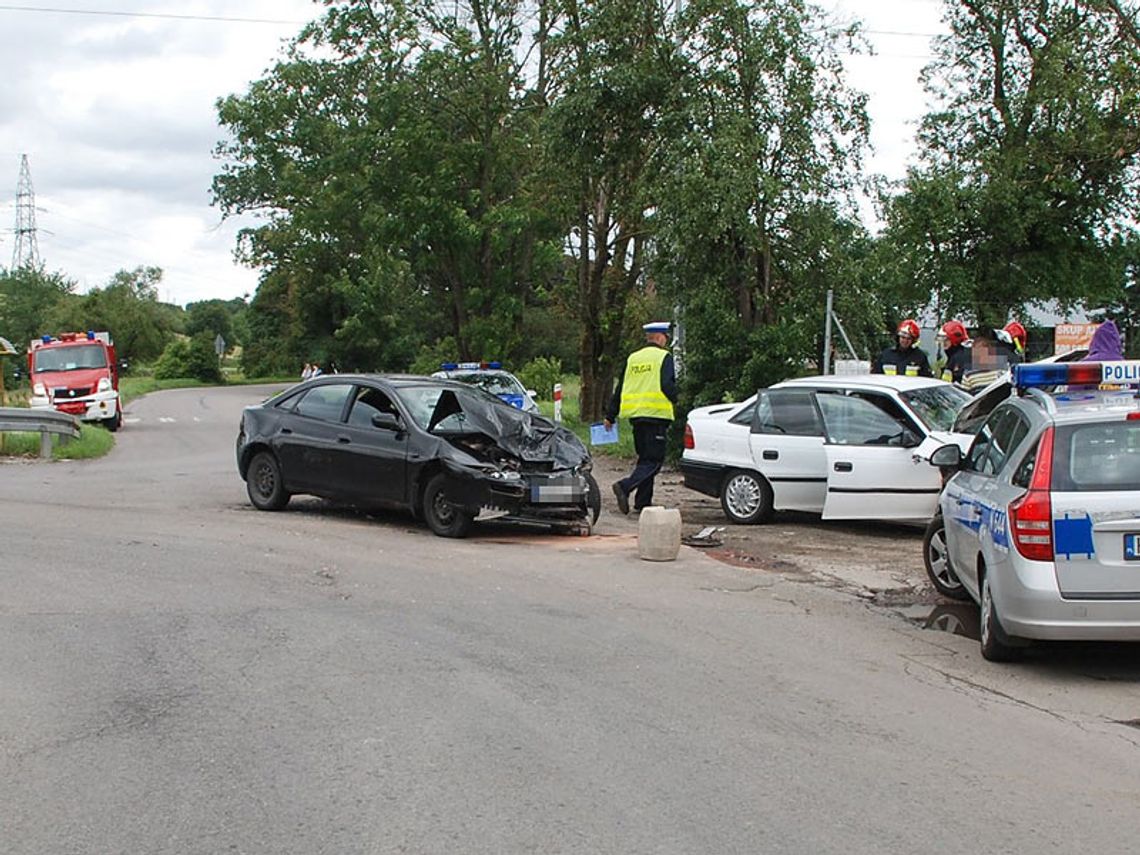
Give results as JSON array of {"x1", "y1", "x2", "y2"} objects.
[
  {"x1": 943, "y1": 407, "x2": 1028, "y2": 592},
  {"x1": 274, "y1": 383, "x2": 354, "y2": 496},
  {"x1": 747, "y1": 388, "x2": 827, "y2": 512},
  {"x1": 815, "y1": 390, "x2": 941, "y2": 521},
  {"x1": 331, "y1": 384, "x2": 410, "y2": 507}
]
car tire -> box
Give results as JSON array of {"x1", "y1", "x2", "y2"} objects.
[
  {"x1": 103, "y1": 410, "x2": 121, "y2": 432},
  {"x1": 719, "y1": 469, "x2": 774, "y2": 525},
  {"x1": 423, "y1": 472, "x2": 473, "y2": 538},
  {"x1": 246, "y1": 451, "x2": 290, "y2": 511},
  {"x1": 979, "y1": 570, "x2": 1022, "y2": 662},
  {"x1": 922, "y1": 515, "x2": 970, "y2": 600},
  {"x1": 585, "y1": 473, "x2": 601, "y2": 527}
]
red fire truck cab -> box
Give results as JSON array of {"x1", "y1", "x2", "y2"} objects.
[{"x1": 28, "y1": 331, "x2": 122, "y2": 431}]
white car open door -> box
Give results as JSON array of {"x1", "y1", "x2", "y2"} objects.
[{"x1": 815, "y1": 391, "x2": 943, "y2": 521}]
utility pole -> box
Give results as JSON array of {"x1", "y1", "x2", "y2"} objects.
[{"x1": 12, "y1": 154, "x2": 41, "y2": 271}]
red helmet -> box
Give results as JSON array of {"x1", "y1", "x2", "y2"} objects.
[
  {"x1": 896, "y1": 319, "x2": 920, "y2": 340},
  {"x1": 940, "y1": 320, "x2": 969, "y2": 347},
  {"x1": 1003, "y1": 321, "x2": 1027, "y2": 350}
]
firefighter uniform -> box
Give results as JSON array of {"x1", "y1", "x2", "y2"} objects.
[
  {"x1": 872, "y1": 345, "x2": 932, "y2": 378},
  {"x1": 940, "y1": 343, "x2": 971, "y2": 384}
]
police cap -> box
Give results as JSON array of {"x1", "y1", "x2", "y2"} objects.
[{"x1": 643, "y1": 322, "x2": 671, "y2": 335}]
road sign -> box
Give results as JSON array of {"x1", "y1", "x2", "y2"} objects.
[
  {"x1": 0, "y1": 336, "x2": 16, "y2": 356},
  {"x1": 214, "y1": 335, "x2": 226, "y2": 357}
]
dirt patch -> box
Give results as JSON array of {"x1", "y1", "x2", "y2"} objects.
[{"x1": 590, "y1": 454, "x2": 932, "y2": 598}]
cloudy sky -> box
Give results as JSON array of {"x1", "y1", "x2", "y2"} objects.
[{"x1": 0, "y1": 0, "x2": 947, "y2": 308}]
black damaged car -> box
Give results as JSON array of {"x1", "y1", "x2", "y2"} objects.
[{"x1": 236, "y1": 374, "x2": 601, "y2": 537}]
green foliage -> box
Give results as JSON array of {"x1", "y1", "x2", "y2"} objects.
[
  {"x1": 878, "y1": 1, "x2": 1140, "y2": 325},
  {"x1": 50, "y1": 266, "x2": 178, "y2": 364},
  {"x1": 0, "y1": 267, "x2": 75, "y2": 350},
  {"x1": 517, "y1": 356, "x2": 563, "y2": 402},
  {"x1": 409, "y1": 338, "x2": 459, "y2": 376},
  {"x1": 0, "y1": 422, "x2": 115, "y2": 460},
  {"x1": 184, "y1": 299, "x2": 236, "y2": 345},
  {"x1": 153, "y1": 333, "x2": 222, "y2": 383}
]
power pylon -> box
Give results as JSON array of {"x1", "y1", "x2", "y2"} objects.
[{"x1": 11, "y1": 154, "x2": 41, "y2": 271}]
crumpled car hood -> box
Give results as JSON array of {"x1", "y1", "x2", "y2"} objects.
[{"x1": 429, "y1": 389, "x2": 589, "y2": 469}]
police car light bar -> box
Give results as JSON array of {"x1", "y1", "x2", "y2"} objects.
[
  {"x1": 1013, "y1": 360, "x2": 1140, "y2": 389},
  {"x1": 441, "y1": 360, "x2": 503, "y2": 371}
]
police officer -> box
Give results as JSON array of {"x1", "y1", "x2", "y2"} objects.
[
  {"x1": 604, "y1": 321, "x2": 678, "y2": 515},
  {"x1": 872, "y1": 319, "x2": 932, "y2": 377},
  {"x1": 938, "y1": 320, "x2": 971, "y2": 384}
]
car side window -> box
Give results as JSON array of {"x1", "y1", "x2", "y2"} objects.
[
  {"x1": 1010, "y1": 439, "x2": 1038, "y2": 489},
  {"x1": 815, "y1": 392, "x2": 916, "y2": 446},
  {"x1": 751, "y1": 389, "x2": 823, "y2": 436},
  {"x1": 347, "y1": 386, "x2": 399, "y2": 428},
  {"x1": 729, "y1": 399, "x2": 758, "y2": 426},
  {"x1": 292, "y1": 383, "x2": 353, "y2": 422},
  {"x1": 966, "y1": 408, "x2": 1025, "y2": 475}
]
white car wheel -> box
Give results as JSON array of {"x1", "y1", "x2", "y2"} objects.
[{"x1": 719, "y1": 470, "x2": 773, "y2": 525}]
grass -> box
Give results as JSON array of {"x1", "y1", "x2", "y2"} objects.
[
  {"x1": 536, "y1": 375, "x2": 637, "y2": 459},
  {"x1": 0, "y1": 422, "x2": 115, "y2": 460}
]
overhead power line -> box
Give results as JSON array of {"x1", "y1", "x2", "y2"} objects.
[{"x1": 0, "y1": 4, "x2": 306, "y2": 25}]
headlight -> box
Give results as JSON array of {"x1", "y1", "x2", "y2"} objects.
[
  {"x1": 488, "y1": 470, "x2": 522, "y2": 481},
  {"x1": 97, "y1": 377, "x2": 111, "y2": 392},
  {"x1": 33, "y1": 383, "x2": 46, "y2": 396}
]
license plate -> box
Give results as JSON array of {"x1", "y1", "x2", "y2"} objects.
[
  {"x1": 1125, "y1": 534, "x2": 1140, "y2": 561},
  {"x1": 530, "y1": 476, "x2": 583, "y2": 503}
]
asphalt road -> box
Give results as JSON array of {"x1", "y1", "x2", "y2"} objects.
[{"x1": 2, "y1": 384, "x2": 1140, "y2": 854}]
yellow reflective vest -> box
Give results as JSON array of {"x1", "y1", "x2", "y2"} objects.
[{"x1": 619, "y1": 346, "x2": 674, "y2": 420}]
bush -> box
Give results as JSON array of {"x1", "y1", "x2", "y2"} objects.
[
  {"x1": 517, "y1": 356, "x2": 563, "y2": 401},
  {"x1": 153, "y1": 333, "x2": 222, "y2": 383}
]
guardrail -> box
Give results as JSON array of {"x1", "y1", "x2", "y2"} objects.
[{"x1": 0, "y1": 407, "x2": 81, "y2": 459}]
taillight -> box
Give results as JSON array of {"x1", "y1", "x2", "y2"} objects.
[
  {"x1": 684, "y1": 423, "x2": 694, "y2": 449},
  {"x1": 1009, "y1": 427, "x2": 1054, "y2": 561}
]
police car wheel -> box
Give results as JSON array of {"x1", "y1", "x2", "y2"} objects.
[
  {"x1": 423, "y1": 473, "x2": 473, "y2": 538},
  {"x1": 247, "y1": 451, "x2": 290, "y2": 511},
  {"x1": 979, "y1": 571, "x2": 1022, "y2": 662},
  {"x1": 922, "y1": 515, "x2": 970, "y2": 600},
  {"x1": 719, "y1": 470, "x2": 773, "y2": 525}
]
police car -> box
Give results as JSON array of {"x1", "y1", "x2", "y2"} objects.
[
  {"x1": 925, "y1": 360, "x2": 1140, "y2": 661},
  {"x1": 431, "y1": 362, "x2": 540, "y2": 414}
]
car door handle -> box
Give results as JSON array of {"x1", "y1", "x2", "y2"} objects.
[
  {"x1": 762, "y1": 450, "x2": 779, "y2": 460},
  {"x1": 337, "y1": 435, "x2": 351, "y2": 444},
  {"x1": 280, "y1": 428, "x2": 292, "y2": 435},
  {"x1": 833, "y1": 461, "x2": 853, "y2": 472}
]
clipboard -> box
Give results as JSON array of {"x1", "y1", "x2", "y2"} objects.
[{"x1": 589, "y1": 422, "x2": 619, "y2": 445}]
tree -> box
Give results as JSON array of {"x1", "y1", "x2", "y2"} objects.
[
  {"x1": 185, "y1": 299, "x2": 235, "y2": 345},
  {"x1": 50, "y1": 267, "x2": 176, "y2": 364},
  {"x1": 0, "y1": 267, "x2": 75, "y2": 350},
  {"x1": 648, "y1": 0, "x2": 871, "y2": 402},
  {"x1": 880, "y1": 0, "x2": 1140, "y2": 326}
]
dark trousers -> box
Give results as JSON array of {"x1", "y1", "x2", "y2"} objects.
[{"x1": 617, "y1": 418, "x2": 670, "y2": 510}]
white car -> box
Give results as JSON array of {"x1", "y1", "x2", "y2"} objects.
[{"x1": 680, "y1": 374, "x2": 974, "y2": 524}]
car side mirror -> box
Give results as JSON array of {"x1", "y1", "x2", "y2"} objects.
[
  {"x1": 371, "y1": 412, "x2": 402, "y2": 431},
  {"x1": 526, "y1": 389, "x2": 537, "y2": 398},
  {"x1": 929, "y1": 443, "x2": 963, "y2": 468},
  {"x1": 901, "y1": 429, "x2": 922, "y2": 449}
]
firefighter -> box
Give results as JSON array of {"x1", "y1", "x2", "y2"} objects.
[
  {"x1": 872, "y1": 319, "x2": 932, "y2": 378},
  {"x1": 938, "y1": 320, "x2": 971, "y2": 384},
  {"x1": 604, "y1": 321, "x2": 678, "y2": 515},
  {"x1": 1002, "y1": 321, "x2": 1028, "y2": 364}
]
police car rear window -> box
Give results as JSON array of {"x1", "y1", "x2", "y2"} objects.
[{"x1": 1052, "y1": 422, "x2": 1140, "y2": 492}]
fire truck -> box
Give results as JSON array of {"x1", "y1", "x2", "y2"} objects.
[{"x1": 28, "y1": 331, "x2": 122, "y2": 431}]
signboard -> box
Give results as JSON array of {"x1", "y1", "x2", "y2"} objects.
[
  {"x1": 0, "y1": 336, "x2": 16, "y2": 356},
  {"x1": 214, "y1": 335, "x2": 226, "y2": 357},
  {"x1": 1054, "y1": 322, "x2": 1098, "y2": 356}
]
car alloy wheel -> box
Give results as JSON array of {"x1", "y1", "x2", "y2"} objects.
[
  {"x1": 980, "y1": 572, "x2": 1021, "y2": 662},
  {"x1": 719, "y1": 470, "x2": 773, "y2": 525},
  {"x1": 922, "y1": 516, "x2": 970, "y2": 600}
]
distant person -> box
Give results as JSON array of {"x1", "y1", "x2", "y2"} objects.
[
  {"x1": 605, "y1": 321, "x2": 678, "y2": 515},
  {"x1": 961, "y1": 328, "x2": 1017, "y2": 393},
  {"x1": 310, "y1": 363, "x2": 323, "y2": 378},
  {"x1": 1003, "y1": 321, "x2": 1028, "y2": 364},
  {"x1": 1083, "y1": 320, "x2": 1124, "y2": 362},
  {"x1": 302, "y1": 362, "x2": 313, "y2": 380},
  {"x1": 872, "y1": 319, "x2": 932, "y2": 377},
  {"x1": 937, "y1": 320, "x2": 971, "y2": 384}
]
